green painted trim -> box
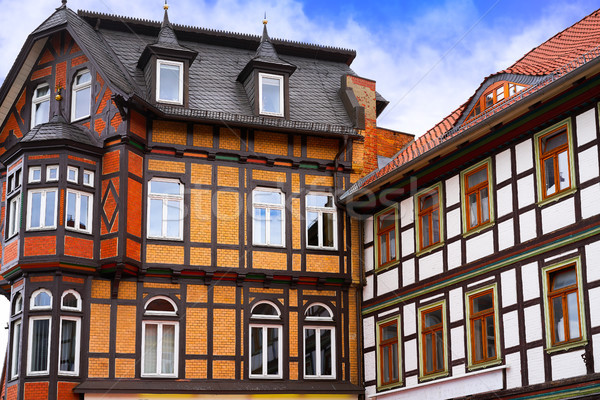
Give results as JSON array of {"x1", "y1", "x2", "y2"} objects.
[
  {"x1": 363, "y1": 222, "x2": 600, "y2": 315},
  {"x1": 540, "y1": 255, "x2": 588, "y2": 353},
  {"x1": 464, "y1": 283, "x2": 501, "y2": 369},
  {"x1": 460, "y1": 158, "x2": 495, "y2": 237},
  {"x1": 417, "y1": 299, "x2": 448, "y2": 380},
  {"x1": 299, "y1": 163, "x2": 319, "y2": 169},
  {"x1": 373, "y1": 205, "x2": 400, "y2": 273},
  {"x1": 414, "y1": 182, "x2": 444, "y2": 256},
  {"x1": 128, "y1": 140, "x2": 145, "y2": 151},
  {"x1": 376, "y1": 315, "x2": 402, "y2": 390},
  {"x1": 512, "y1": 383, "x2": 600, "y2": 400},
  {"x1": 215, "y1": 155, "x2": 239, "y2": 162}
]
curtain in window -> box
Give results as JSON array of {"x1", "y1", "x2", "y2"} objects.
[
  {"x1": 31, "y1": 319, "x2": 49, "y2": 372},
  {"x1": 161, "y1": 324, "x2": 175, "y2": 374},
  {"x1": 60, "y1": 319, "x2": 77, "y2": 372},
  {"x1": 144, "y1": 324, "x2": 158, "y2": 374}
]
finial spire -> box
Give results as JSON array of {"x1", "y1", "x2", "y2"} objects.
[
  {"x1": 164, "y1": 0, "x2": 169, "y2": 10},
  {"x1": 61, "y1": 0, "x2": 67, "y2": 6},
  {"x1": 263, "y1": 12, "x2": 268, "y2": 25},
  {"x1": 261, "y1": 13, "x2": 270, "y2": 42}
]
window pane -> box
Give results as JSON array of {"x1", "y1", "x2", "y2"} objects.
[
  {"x1": 552, "y1": 296, "x2": 565, "y2": 342},
  {"x1": 35, "y1": 100, "x2": 50, "y2": 126},
  {"x1": 306, "y1": 194, "x2": 332, "y2": 208},
  {"x1": 473, "y1": 293, "x2": 493, "y2": 313},
  {"x1": 382, "y1": 346, "x2": 390, "y2": 381},
  {"x1": 48, "y1": 167, "x2": 58, "y2": 181},
  {"x1": 34, "y1": 292, "x2": 51, "y2": 307},
  {"x1": 485, "y1": 92, "x2": 493, "y2": 108},
  {"x1": 254, "y1": 191, "x2": 281, "y2": 204},
  {"x1": 147, "y1": 298, "x2": 175, "y2": 313},
  {"x1": 435, "y1": 330, "x2": 444, "y2": 371},
  {"x1": 30, "y1": 192, "x2": 41, "y2": 228},
  {"x1": 379, "y1": 212, "x2": 395, "y2": 230},
  {"x1": 31, "y1": 319, "x2": 49, "y2": 372},
  {"x1": 68, "y1": 169, "x2": 77, "y2": 182},
  {"x1": 382, "y1": 323, "x2": 397, "y2": 341},
  {"x1": 251, "y1": 327, "x2": 263, "y2": 375},
  {"x1": 306, "y1": 305, "x2": 330, "y2": 319},
  {"x1": 485, "y1": 315, "x2": 495, "y2": 358},
  {"x1": 80, "y1": 195, "x2": 89, "y2": 231},
  {"x1": 544, "y1": 157, "x2": 556, "y2": 196},
  {"x1": 496, "y1": 87, "x2": 504, "y2": 101},
  {"x1": 391, "y1": 343, "x2": 398, "y2": 380},
  {"x1": 74, "y1": 86, "x2": 91, "y2": 120},
  {"x1": 307, "y1": 211, "x2": 319, "y2": 246},
  {"x1": 425, "y1": 333, "x2": 433, "y2": 372},
  {"x1": 76, "y1": 71, "x2": 91, "y2": 85},
  {"x1": 32, "y1": 169, "x2": 41, "y2": 182},
  {"x1": 11, "y1": 322, "x2": 21, "y2": 378},
  {"x1": 60, "y1": 319, "x2": 77, "y2": 372},
  {"x1": 252, "y1": 303, "x2": 278, "y2": 317},
  {"x1": 149, "y1": 199, "x2": 163, "y2": 237},
  {"x1": 166, "y1": 200, "x2": 181, "y2": 238},
  {"x1": 36, "y1": 85, "x2": 50, "y2": 97},
  {"x1": 389, "y1": 229, "x2": 396, "y2": 260},
  {"x1": 469, "y1": 193, "x2": 478, "y2": 227},
  {"x1": 253, "y1": 208, "x2": 266, "y2": 244},
  {"x1": 161, "y1": 325, "x2": 175, "y2": 374},
  {"x1": 468, "y1": 168, "x2": 487, "y2": 189},
  {"x1": 62, "y1": 293, "x2": 78, "y2": 309},
  {"x1": 305, "y1": 328, "x2": 316, "y2": 375},
  {"x1": 551, "y1": 268, "x2": 576, "y2": 290},
  {"x1": 150, "y1": 181, "x2": 181, "y2": 195},
  {"x1": 567, "y1": 292, "x2": 580, "y2": 340},
  {"x1": 425, "y1": 309, "x2": 442, "y2": 327},
  {"x1": 421, "y1": 214, "x2": 430, "y2": 248},
  {"x1": 558, "y1": 150, "x2": 569, "y2": 190},
  {"x1": 159, "y1": 64, "x2": 181, "y2": 102},
  {"x1": 266, "y1": 327, "x2": 279, "y2": 375},
  {"x1": 269, "y1": 209, "x2": 282, "y2": 245},
  {"x1": 322, "y1": 213, "x2": 334, "y2": 248},
  {"x1": 480, "y1": 188, "x2": 489, "y2": 223},
  {"x1": 380, "y1": 235, "x2": 387, "y2": 264},
  {"x1": 420, "y1": 192, "x2": 438, "y2": 210},
  {"x1": 543, "y1": 131, "x2": 567, "y2": 153},
  {"x1": 474, "y1": 318, "x2": 483, "y2": 362},
  {"x1": 66, "y1": 192, "x2": 76, "y2": 228},
  {"x1": 144, "y1": 324, "x2": 158, "y2": 374},
  {"x1": 45, "y1": 191, "x2": 56, "y2": 227},
  {"x1": 320, "y1": 329, "x2": 332, "y2": 376},
  {"x1": 432, "y1": 210, "x2": 439, "y2": 243},
  {"x1": 262, "y1": 77, "x2": 281, "y2": 114}
]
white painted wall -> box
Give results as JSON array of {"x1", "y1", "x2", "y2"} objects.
[
  {"x1": 527, "y1": 346, "x2": 545, "y2": 385},
  {"x1": 515, "y1": 139, "x2": 533, "y2": 174},
  {"x1": 521, "y1": 262, "x2": 540, "y2": 301},
  {"x1": 403, "y1": 303, "x2": 416, "y2": 336},
  {"x1": 576, "y1": 108, "x2": 597, "y2": 146},
  {"x1": 401, "y1": 228, "x2": 414, "y2": 257},
  {"x1": 505, "y1": 352, "x2": 522, "y2": 389},
  {"x1": 503, "y1": 310, "x2": 520, "y2": 348},
  {"x1": 581, "y1": 183, "x2": 600, "y2": 219},
  {"x1": 594, "y1": 333, "x2": 600, "y2": 373},
  {"x1": 519, "y1": 210, "x2": 537, "y2": 243},
  {"x1": 466, "y1": 230, "x2": 494, "y2": 263},
  {"x1": 524, "y1": 304, "x2": 543, "y2": 343},
  {"x1": 364, "y1": 246, "x2": 374, "y2": 273},
  {"x1": 447, "y1": 240, "x2": 462, "y2": 270},
  {"x1": 364, "y1": 275, "x2": 373, "y2": 301},
  {"x1": 501, "y1": 268, "x2": 517, "y2": 307},
  {"x1": 402, "y1": 259, "x2": 415, "y2": 286},
  {"x1": 364, "y1": 350, "x2": 376, "y2": 382},
  {"x1": 498, "y1": 218, "x2": 514, "y2": 251},
  {"x1": 450, "y1": 326, "x2": 465, "y2": 360},
  {"x1": 445, "y1": 175, "x2": 460, "y2": 208},
  {"x1": 449, "y1": 287, "x2": 463, "y2": 323},
  {"x1": 541, "y1": 197, "x2": 575, "y2": 234},
  {"x1": 496, "y1": 183, "x2": 513, "y2": 217},
  {"x1": 589, "y1": 286, "x2": 600, "y2": 328},
  {"x1": 364, "y1": 217, "x2": 374, "y2": 244},
  {"x1": 578, "y1": 145, "x2": 599, "y2": 184},
  {"x1": 446, "y1": 208, "x2": 461, "y2": 239},
  {"x1": 363, "y1": 316, "x2": 375, "y2": 348},
  {"x1": 496, "y1": 149, "x2": 512, "y2": 184},
  {"x1": 418, "y1": 250, "x2": 443, "y2": 280},
  {"x1": 404, "y1": 339, "x2": 418, "y2": 372},
  {"x1": 377, "y1": 268, "x2": 399, "y2": 296},
  {"x1": 551, "y1": 349, "x2": 587, "y2": 380},
  {"x1": 400, "y1": 197, "x2": 413, "y2": 228},
  {"x1": 586, "y1": 240, "x2": 600, "y2": 283},
  {"x1": 517, "y1": 174, "x2": 535, "y2": 208}
]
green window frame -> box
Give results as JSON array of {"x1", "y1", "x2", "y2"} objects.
[
  {"x1": 460, "y1": 158, "x2": 494, "y2": 236},
  {"x1": 418, "y1": 300, "x2": 448, "y2": 381},
  {"x1": 376, "y1": 316, "x2": 402, "y2": 389},
  {"x1": 465, "y1": 284, "x2": 501, "y2": 370},
  {"x1": 374, "y1": 205, "x2": 399, "y2": 271},
  {"x1": 542, "y1": 256, "x2": 587, "y2": 353},
  {"x1": 414, "y1": 183, "x2": 444, "y2": 255}
]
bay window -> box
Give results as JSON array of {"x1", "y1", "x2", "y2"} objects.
[
  {"x1": 66, "y1": 190, "x2": 92, "y2": 233},
  {"x1": 27, "y1": 188, "x2": 57, "y2": 230}
]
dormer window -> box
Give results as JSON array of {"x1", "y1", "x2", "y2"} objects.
[
  {"x1": 71, "y1": 70, "x2": 91, "y2": 121},
  {"x1": 31, "y1": 84, "x2": 50, "y2": 128},
  {"x1": 466, "y1": 81, "x2": 528, "y2": 121},
  {"x1": 259, "y1": 73, "x2": 284, "y2": 116},
  {"x1": 157, "y1": 60, "x2": 183, "y2": 105}
]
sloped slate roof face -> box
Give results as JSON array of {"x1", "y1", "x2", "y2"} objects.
[
  {"x1": 98, "y1": 28, "x2": 355, "y2": 127},
  {"x1": 21, "y1": 117, "x2": 100, "y2": 147}
]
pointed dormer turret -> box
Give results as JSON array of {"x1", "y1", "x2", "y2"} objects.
[
  {"x1": 137, "y1": 1, "x2": 198, "y2": 106},
  {"x1": 237, "y1": 16, "x2": 296, "y2": 118}
]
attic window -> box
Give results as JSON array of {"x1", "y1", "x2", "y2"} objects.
[
  {"x1": 31, "y1": 84, "x2": 50, "y2": 128},
  {"x1": 466, "y1": 81, "x2": 528, "y2": 121},
  {"x1": 157, "y1": 60, "x2": 183, "y2": 105},
  {"x1": 259, "y1": 73, "x2": 284, "y2": 117},
  {"x1": 72, "y1": 70, "x2": 91, "y2": 121}
]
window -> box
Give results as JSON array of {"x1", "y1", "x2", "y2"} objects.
[
  {"x1": 375, "y1": 207, "x2": 398, "y2": 269},
  {"x1": 144, "y1": 296, "x2": 177, "y2": 317},
  {"x1": 304, "y1": 304, "x2": 335, "y2": 379},
  {"x1": 27, "y1": 317, "x2": 51, "y2": 375},
  {"x1": 7, "y1": 194, "x2": 21, "y2": 238},
  {"x1": 534, "y1": 119, "x2": 575, "y2": 203},
  {"x1": 377, "y1": 317, "x2": 400, "y2": 388},
  {"x1": 10, "y1": 320, "x2": 21, "y2": 379},
  {"x1": 46, "y1": 165, "x2": 59, "y2": 182},
  {"x1": 466, "y1": 81, "x2": 527, "y2": 121},
  {"x1": 31, "y1": 83, "x2": 50, "y2": 128},
  {"x1": 142, "y1": 296, "x2": 179, "y2": 378},
  {"x1": 12, "y1": 293, "x2": 23, "y2": 315},
  {"x1": 253, "y1": 188, "x2": 285, "y2": 246},
  {"x1": 7, "y1": 167, "x2": 22, "y2": 195},
  {"x1": 418, "y1": 301, "x2": 447, "y2": 380},
  {"x1": 71, "y1": 69, "x2": 91, "y2": 121},
  {"x1": 461, "y1": 159, "x2": 494, "y2": 233},
  {"x1": 28, "y1": 166, "x2": 41, "y2": 183},
  {"x1": 305, "y1": 304, "x2": 333, "y2": 322},
  {"x1": 156, "y1": 60, "x2": 183, "y2": 105},
  {"x1": 83, "y1": 170, "x2": 94, "y2": 187},
  {"x1": 27, "y1": 188, "x2": 57, "y2": 230},
  {"x1": 61, "y1": 290, "x2": 82, "y2": 312},
  {"x1": 30, "y1": 289, "x2": 52, "y2": 310},
  {"x1": 59, "y1": 317, "x2": 80, "y2": 375},
  {"x1": 66, "y1": 190, "x2": 92, "y2": 233},
  {"x1": 250, "y1": 301, "x2": 282, "y2": 378},
  {"x1": 542, "y1": 257, "x2": 586, "y2": 352},
  {"x1": 466, "y1": 285, "x2": 501, "y2": 369},
  {"x1": 67, "y1": 166, "x2": 78, "y2": 183},
  {"x1": 259, "y1": 73, "x2": 284, "y2": 116},
  {"x1": 306, "y1": 193, "x2": 336, "y2": 249},
  {"x1": 416, "y1": 184, "x2": 443, "y2": 252},
  {"x1": 147, "y1": 179, "x2": 183, "y2": 240}
]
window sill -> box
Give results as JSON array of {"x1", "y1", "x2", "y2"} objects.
[
  {"x1": 418, "y1": 370, "x2": 449, "y2": 383},
  {"x1": 252, "y1": 243, "x2": 286, "y2": 249},
  {"x1": 537, "y1": 187, "x2": 577, "y2": 207},
  {"x1": 545, "y1": 338, "x2": 587, "y2": 354},
  {"x1": 65, "y1": 227, "x2": 92, "y2": 235},
  {"x1": 141, "y1": 375, "x2": 179, "y2": 379},
  {"x1": 304, "y1": 375, "x2": 336, "y2": 380},
  {"x1": 416, "y1": 241, "x2": 444, "y2": 257},
  {"x1": 377, "y1": 380, "x2": 403, "y2": 392},
  {"x1": 26, "y1": 227, "x2": 57, "y2": 232},
  {"x1": 259, "y1": 111, "x2": 284, "y2": 118},
  {"x1": 306, "y1": 245, "x2": 338, "y2": 251},
  {"x1": 467, "y1": 358, "x2": 503, "y2": 371},
  {"x1": 462, "y1": 221, "x2": 495, "y2": 239},
  {"x1": 71, "y1": 115, "x2": 90, "y2": 123},
  {"x1": 147, "y1": 236, "x2": 183, "y2": 242},
  {"x1": 156, "y1": 99, "x2": 183, "y2": 106},
  {"x1": 249, "y1": 375, "x2": 283, "y2": 379},
  {"x1": 374, "y1": 260, "x2": 400, "y2": 274}
]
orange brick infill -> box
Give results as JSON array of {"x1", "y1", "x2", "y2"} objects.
[
  {"x1": 6, "y1": 384, "x2": 17, "y2": 400},
  {"x1": 100, "y1": 237, "x2": 118, "y2": 259},
  {"x1": 30, "y1": 276, "x2": 53, "y2": 283},
  {"x1": 55, "y1": 61, "x2": 66, "y2": 90},
  {"x1": 95, "y1": 116, "x2": 106, "y2": 136},
  {"x1": 8, "y1": 158, "x2": 22, "y2": 172},
  {"x1": 24, "y1": 236, "x2": 57, "y2": 257},
  {"x1": 70, "y1": 54, "x2": 89, "y2": 67},
  {"x1": 127, "y1": 178, "x2": 142, "y2": 237},
  {"x1": 28, "y1": 154, "x2": 59, "y2": 160},
  {"x1": 38, "y1": 48, "x2": 54, "y2": 65},
  {"x1": 103, "y1": 149, "x2": 120, "y2": 175},
  {"x1": 126, "y1": 238, "x2": 141, "y2": 261},
  {"x1": 350, "y1": 75, "x2": 376, "y2": 90},
  {"x1": 56, "y1": 382, "x2": 79, "y2": 400},
  {"x1": 129, "y1": 110, "x2": 147, "y2": 140},
  {"x1": 62, "y1": 276, "x2": 85, "y2": 284},
  {"x1": 153, "y1": 120, "x2": 187, "y2": 145},
  {"x1": 193, "y1": 124, "x2": 213, "y2": 148},
  {"x1": 31, "y1": 67, "x2": 52, "y2": 81},
  {"x1": 67, "y1": 155, "x2": 96, "y2": 165},
  {"x1": 254, "y1": 131, "x2": 288, "y2": 156},
  {"x1": 64, "y1": 235, "x2": 94, "y2": 259},
  {"x1": 4, "y1": 239, "x2": 19, "y2": 264},
  {"x1": 23, "y1": 381, "x2": 49, "y2": 400},
  {"x1": 128, "y1": 150, "x2": 143, "y2": 178}
]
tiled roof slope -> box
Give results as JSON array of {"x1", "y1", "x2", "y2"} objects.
[{"x1": 342, "y1": 7, "x2": 600, "y2": 200}]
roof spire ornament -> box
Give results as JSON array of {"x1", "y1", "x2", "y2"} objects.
[
  {"x1": 164, "y1": 0, "x2": 169, "y2": 10},
  {"x1": 261, "y1": 12, "x2": 270, "y2": 42}
]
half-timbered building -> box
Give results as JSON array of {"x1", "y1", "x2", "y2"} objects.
[
  {"x1": 343, "y1": 8, "x2": 600, "y2": 400},
  {"x1": 0, "y1": 2, "x2": 412, "y2": 399}
]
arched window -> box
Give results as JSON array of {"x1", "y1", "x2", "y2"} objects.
[
  {"x1": 144, "y1": 296, "x2": 178, "y2": 316},
  {"x1": 71, "y1": 69, "x2": 91, "y2": 121},
  {"x1": 142, "y1": 296, "x2": 179, "y2": 378},
  {"x1": 10, "y1": 292, "x2": 23, "y2": 380},
  {"x1": 304, "y1": 303, "x2": 335, "y2": 379},
  {"x1": 61, "y1": 290, "x2": 82, "y2": 312},
  {"x1": 249, "y1": 301, "x2": 282, "y2": 379},
  {"x1": 30, "y1": 289, "x2": 52, "y2": 310},
  {"x1": 12, "y1": 292, "x2": 23, "y2": 315},
  {"x1": 28, "y1": 289, "x2": 53, "y2": 376}
]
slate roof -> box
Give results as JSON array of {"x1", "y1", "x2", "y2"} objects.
[
  {"x1": 21, "y1": 115, "x2": 101, "y2": 147},
  {"x1": 342, "y1": 7, "x2": 600, "y2": 200}
]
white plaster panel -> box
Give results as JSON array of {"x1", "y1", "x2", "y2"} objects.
[
  {"x1": 447, "y1": 240, "x2": 462, "y2": 270},
  {"x1": 450, "y1": 326, "x2": 465, "y2": 361},
  {"x1": 524, "y1": 304, "x2": 542, "y2": 343},
  {"x1": 406, "y1": 375, "x2": 418, "y2": 387},
  {"x1": 400, "y1": 197, "x2": 414, "y2": 228},
  {"x1": 496, "y1": 183, "x2": 513, "y2": 218},
  {"x1": 378, "y1": 307, "x2": 400, "y2": 319},
  {"x1": 363, "y1": 316, "x2": 375, "y2": 348},
  {"x1": 589, "y1": 286, "x2": 600, "y2": 328},
  {"x1": 467, "y1": 276, "x2": 495, "y2": 288},
  {"x1": 505, "y1": 352, "x2": 522, "y2": 389},
  {"x1": 501, "y1": 269, "x2": 517, "y2": 307},
  {"x1": 404, "y1": 339, "x2": 418, "y2": 372},
  {"x1": 521, "y1": 262, "x2": 540, "y2": 301},
  {"x1": 418, "y1": 250, "x2": 443, "y2": 281},
  {"x1": 594, "y1": 333, "x2": 600, "y2": 373},
  {"x1": 517, "y1": 174, "x2": 535, "y2": 208},
  {"x1": 401, "y1": 228, "x2": 414, "y2": 257},
  {"x1": 581, "y1": 183, "x2": 600, "y2": 219},
  {"x1": 377, "y1": 268, "x2": 399, "y2": 296},
  {"x1": 365, "y1": 385, "x2": 376, "y2": 397},
  {"x1": 542, "y1": 197, "x2": 575, "y2": 234},
  {"x1": 586, "y1": 240, "x2": 600, "y2": 283},
  {"x1": 364, "y1": 217, "x2": 374, "y2": 244},
  {"x1": 364, "y1": 246, "x2": 374, "y2": 273},
  {"x1": 452, "y1": 364, "x2": 465, "y2": 377},
  {"x1": 576, "y1": 108, "x2": 597, "y2": 146},
  {"x1": 515, "y1": 139, "x2": 533, "y2": 174},
  {"x1": 446, "y1": 208, "x2": 461, "y2": 239},
  {"x1": 364, "y1": 350, "x2": 376, "y2": 382},
  {"x1": 403, "y1": 303, "x2": 416, "y2": 336},
  {"x1": 466, "y1": 230, "x2": 494, "y2": 263},
  {"x1": 551, "y1": 349, "x2": 587, "y2": 380},
  {"x1": 503, "y1": 311, "x2": 520, "y2": 348},
  {"x1": 578, "y1": 145, "x2": 599, "y2": 184},
  {"x1": 446, "y1": 174, "x2": 460, "y2": 207},
  {"x1": 498, "y1": 218, "x2": 515, "y2": 251},
  {"x1": 519, "y1": 210, "x2": 537, "y2": 243},
  {"x1": 364, "y1": 275, "x2": 373, "y2": 301},
  {"x1": 527, "y1": 347, "x2": 545, "y2": 385},
  {"x1": 449, "y1": 287, "x2": 463, "y2": 323},
  {"x1": 402, "y1": 259, "x2": 415, "y2": 286},
  {"x1": 496, "y1": 149, "x2": 512, "y2": 184}
]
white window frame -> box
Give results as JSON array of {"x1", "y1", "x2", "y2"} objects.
[
  {"x1": 60, "y1": 290, "x2": 82, "y2": 312},
  {"x1": 147, "y1": 178, "x2": 184, "y2": 240},
  {"x1": 248, "y1": 324, "x2": 283, "y2": 379},
  {"x1": 303, "y1": 326, "x2": 335, "y2": 379},
  {"x1": 252, "y1": 187, "x2": 285, "y2": 247},
  {"x1": 12, "y1": 292, "x2": 23, "y2": 315},
  {"x1": 251, "y1": 300, "x2": 281, "y2": 321},
  {"x1": 31, "y1": 83, "x2": 50, "y2": 129},
  {"x1": 30, "y1": 288, "x2": 52, "y2": 310},
  {"x1": 156, "y1": 60, "x2": 184, "y2": 105},
  {"x1": 141, "y1": 320, "x2": 179, "y2": 378},
  {"x1": 83, "y1": 170, "x2": 94, "y2": 187},
  {"x1": 144, "y1": 296, "x2": 178, "y2": 317},
  {"x1": 10, "y1": 319, "x2": 21, "y2": 380},
  {"x1": 305, "y1": 303, "x2": 334, "y2": 322},
  {"x1": 27, "y1": 188, "x2": 58, "y2": 230},
  {"x1": 58, "y1": 316, "x2": 81, "y2": 376},
  {"x1": 65, "y1": 189, "x2": 93, "y2": 234},
  {"x1": 46, "y1": 165, "x2": 59, "y2": 182},
  {"x1": 67, "y1": 166, "x2": 79, "y2": 183},
  {"x1": 7, "y1": 167, "x2": 22, "y2": 195},
  {"x1": 7, "y1": 194, "x2": 21, "y2": 238},
  {"x1": 28, "y1": 166, "x2": 41, "y2": 183},
  {"x1": 305, "y1": 192, "x2": 337, "y2": 250},
  {"x1": 27, "y1": 316, "x2": 51, "y2": 376},
  {"x1": 71, "y1": 69, "x2": 91, "y2": 121},
  {"x1": 258, "y1": 72, "x2": 284, "y2": 117}
]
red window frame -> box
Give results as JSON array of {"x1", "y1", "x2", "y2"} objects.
[
  {"x1": 468, "y1": 289, "x2": 496, "y2": 365},
  {"x1": 547, "y1": 265, "x2": 581, "y2": 346},
  {"x1": 418, "y1": 188, "x2": 440, "y2": 251},
  {"x1": 377, "y1": 209, "x2": 396, "y2": 268},
  {"x1": 464, "y1": 164, "x2": 490, "y2": 231},
  {"x1": 421, "y1": 306, "x2": 444, "y2": 376},
  {"x1": 539, "y1": 126, "x2": 571, "y2": 200},
  {"x1": 379, "y1": 320, "x2": 399, "y2": 386}
]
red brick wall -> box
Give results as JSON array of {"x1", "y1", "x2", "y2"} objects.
[
  {"x1": 64, "y1": 236, "x2": 94, "y2": 259},
  {"x1": 57, "y1": 382, "x2": 79, "y2": 400},
  {"x1": 23, "y1": 382, "x2": 49, "y2": 400},
  {"x1": 24, "y1": 236, "x2": 57, "y2": 257}
]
